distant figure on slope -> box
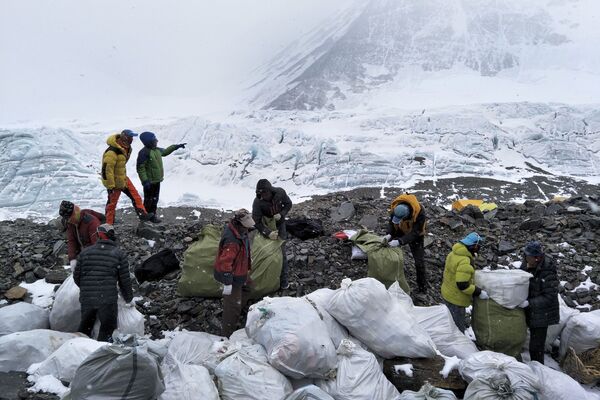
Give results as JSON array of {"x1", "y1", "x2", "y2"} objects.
[
  {"x1": 74, "y1": 224, "x2": 133, "y2": 342},
  {"x1": 101, "y1": 130, "x2": 153, "y2": 224},
  {"x1": 213, "y1": 209, "x2": 255, "y2": 337},
  {"x1": 519, "y1": 240, "x2": 559, "y2": 364},
  {"x1": 384, "y1": 193, "x2": 428, "y2": 292},
  {"x1": 252, "y1": 179, "x2": 293, "y2": 289},
  {"x1": 59, "y1": 200, "x2": 105, "y2": 270},
  {"x1": 441, "y1": 232, "x2": 488, "y2": 332},
  {"x1": 136, "y1": 131, "x2": 186, "y2": 223}
]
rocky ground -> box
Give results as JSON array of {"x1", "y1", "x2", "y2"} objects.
[{"x1": 0, "y1": 175, "x2": 599, "y2": 398}]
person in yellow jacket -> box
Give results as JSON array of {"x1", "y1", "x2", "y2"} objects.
[
  {"x1": 441, "y1": 232, "x2": 488, "y2": 332},
  {"x1": 101, "y1": 130, "x2": 153, "y2": 225}
]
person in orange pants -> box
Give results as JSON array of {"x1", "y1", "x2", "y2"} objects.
[{"x1": 101, "y1": 130, "x2": 153, "y2": 224}]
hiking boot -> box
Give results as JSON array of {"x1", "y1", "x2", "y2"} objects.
[
  {"x1": 149, "y1": 215, "x2": 162, "y2": 224},
  {"x1": 139, "y1": 212, "x2": 154, "y2": 222},
  {"x1": 280, "y1": 281, "x2": 290, "y2": 290}
]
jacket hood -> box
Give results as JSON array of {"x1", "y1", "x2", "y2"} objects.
[
  {"x1": 452, "y1": 242, "x2": 473, "y2": 259},
  {"x1": 106, "y1": 134, "x2": 128, "y2": 152}
]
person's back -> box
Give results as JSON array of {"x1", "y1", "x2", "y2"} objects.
[
  {"x1": 441, "y1": 242, "x2": 477, "y2": 307},
  {"x1": 59, "y1": 200, "x2": 103, "y2": 268}
]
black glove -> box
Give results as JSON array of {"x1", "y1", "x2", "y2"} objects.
[{"x1": 178, "y1": 143, "x2": 187, "y2": 149}]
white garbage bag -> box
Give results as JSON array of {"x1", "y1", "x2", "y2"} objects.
[
  {"x1": 0, "y1": 329, "x2": 80, "y2": 372},
  {"x1": 49, "y1": 275, "x2": 80, "y2": 332},
  {"x1": 246, "y1": 296, "x2": 337, "y2": 379},
  {"x1": 28, "y1": 337, "x2": 105, "y2": 383},
  {"x1": 559, "y1": 309, "x2": 600, "y2": 360},
  {"x1": 304, "y1": 288, "x2": 349, "y2": 348},
  {"x1": 0, "y1": 302, "x2": 49, "y2": 336},
  {"x1": 463, "y1": 372, "x2": 537, "y2": 400},
  {"x1": 317, "y1": 339, "x2": 401, "y2": 400},
  {"x1": 399, "y1": 382, "x2": 458, "y2": 400},
  {"x1": 162, "y1": 331, "x2": 234, "y2": 374},
  {"x1": 474, "y1": 269, "x2": 532, "y2": 309},
  {"x1": 351, "y1": 246, "x2": 368, "y2": 260},
  {"x1": 286, "y1": 384, "x2": 335, "y2": 400},
  {"x1": 528, "y1": 361, "x2": 594, "y2": 400},
  {"x1": 215, "y1": 344, "x2": 293, "y2": 400},
  {"x1": 326, "y1": 278, "x2": 436, "y2": 358},
  {"x1": 229, "y1": 328, "x2": 255, "y2": 347},
  {"x1": 160, "y1": 362, "x2": 219, "y2": 400},
  {"x1": 545, "y1": 295, "x2": 579, "y2": 350},
  {"x1": 91, "y1": 296, "x2": 145, "y2": 339}
]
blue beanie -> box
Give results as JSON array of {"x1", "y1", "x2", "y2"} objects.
[
  {"x1": 140, "y1": 131, "x2": 157, "y2": 146},
  {"x1": 392, "y1": 204, "x2": 410, "y2": 224},
  {"x1": 460, "y1": 232, "x2": 483, "y2": 247},
  {"x1": 524, "y1": 241, "x2": 543, "y2": 257}
]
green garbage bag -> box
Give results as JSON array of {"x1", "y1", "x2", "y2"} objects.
[
  {"x1": 177, "y1": 224, "x2": 223, "y2": 297},
  {"x1": 248, "y1": 217, "x2": 284, "y2": 299},
  {"x1": 472, "y1": 297, "x2": 526, "y2": 359},
  {"x1": 350, "y1": 230, "x2": 409, "y2": 293}
]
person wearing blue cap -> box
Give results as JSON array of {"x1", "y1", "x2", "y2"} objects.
[
  {"x1": 441, "y1": 232, "x2": 488, "y2": 332},
  {"x1": 101, "y1": 130, "x2": 153, "y2": 224},
  {"x1": 136, "y1": 131, "x2": 186, "y2": 223},
  {"x1": 520, "y1": 241, "x2": 559, "y2": 364},
  {"x1": 384, "y1": 193, "x2": 428, "y2": 292}
]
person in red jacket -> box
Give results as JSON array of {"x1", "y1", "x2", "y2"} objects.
[
  {"x1": 59, "y1": 200, "x2": 105, "y2": 269},
  {"x1": 213, "y1": 208, "x2": 255, "y2": 337}
]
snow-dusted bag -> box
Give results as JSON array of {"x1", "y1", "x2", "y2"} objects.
[
  {"x1": 463, "y1": 373, "x2": 538, "y2": 400},
  {"x1": 459, "y1": 351, "x2": 540, "y2": 396},
  {"x1": 0, "y1": 302, "x2": 49, "y2": 336},
  {"x1": 49, "y1": 274, "x2": 80, "y2": 332},
  {"x1": 246, "y1": 296, "x2": 337, "y2": 379},
  {"x1": 399, "y1": 382, "x2": 458, "y2": 400},
  {"x1": 474, "y1": 269, "x2": 532, "y2": 309},
  {"x1": 70, "y1": 342, "x2": 165, "y2": 400},
  {"x1": 528, "y1": 361, "x2": 593, "y2": 400},
  {"x1": 160, "y1": 362, "x2": 219, "y2": 400},
  {"x1": 28, "y1": 337, "x2": 105, "y2": 383},
  {"x1": 317, "y1": 339, "x2": 401, "y2": 400},
  {"x1": 326, "y1": 278, "x2": 436, "y2": 358},
  {"x1": 545, "y1": 295, "x2": 579, "y2": 350},
  {"x1": 414, "y1": 305, "x2": 478, "y2": 359},
  {"x1": 0, "y1": 329, "x2": 80, "y2": 372},
  {"x1": 162, "y1": 331, "x2": 233, "y2": 374},
  {"x1": 286, "y1": 385, "x2": 335, "y2": 400},
  {"x1": 215, "y1": 344, "x2": 293, "y2": 400},
  {"x1": 91, "y1": 296, "x2": 145, "y2": 339},
  {"x1": 304, "y1": 288, "x2": 349, "y2": 348},
  {"x1": 351, "y1": 246, "x2": 368, "y2": 260},
  {"x1": 559, "y1": 309, "x2": 600, "y2": 360}
]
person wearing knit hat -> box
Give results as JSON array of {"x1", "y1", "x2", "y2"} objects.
[
  {"x1": 136, "y1": 132, "x2": 186, "y2": 223},
  {"x1": 520, "y1": 240, "x2": 559, "y2": 364},
  {"x1": 252, "y1": 178, "x2": 293, "y2": 289},
  {"x1": 73, "y1": 223, "x2": 133, "y2": 342},
  {"x1": 59, "y1": 200, "x2": 105, "y2": 270}
]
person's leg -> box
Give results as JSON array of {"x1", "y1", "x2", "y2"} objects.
[
  {"x1": 96, "y1": 302, "x2": 118, "y2": 342},
  {"x1": 278, "y1": 222, "x2": 289, "y2": 289},
  {"x1": 78, "y1": 305, "x2": 98, "y2": 338},
  {"x1": 529, "y1": 326, "x2": 548, "y2": 364},
  {"x1": 143, "y1": 184, "x2": 152, "y2": 214},
  {"x1": 105, "y1": 189, "x2": 122, "y2": 225},
  {"x1": 149, "y1": 182, "x2": 160, "y2": 215},
  {"x1": 443, "y1": 300, "x2": 466, "y2": 333},
  {"x1": 410, "y1": 236, "x2": 427, "y2": 291},
  {"x1": 221, "y1": 284, "x2": 243, "y2": 338},
  {"x1": 123, "y1": 177, "x2": 151, "y2": 220}
]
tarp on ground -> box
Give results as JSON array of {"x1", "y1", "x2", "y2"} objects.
[{"x1": 451, "y1": 199, "x2": 497, "y2": 212}]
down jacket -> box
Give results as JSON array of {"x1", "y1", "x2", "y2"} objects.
[
  {"x1": 252, "y1": 187, "x2": 292, "y2": 237},
  {"x1": 441, "y1": 243, "x2": 479, "y2": 307},
  {"x1": 387, "y1": 194, "x2": 427, "y2": 244},
  {"x1": 74, "y1": 240, "x2": 133, "y2": 306},
  {"x1": 213, "y1": 222, "x2": 251, "y2": 286},
  {"x1": 521, "y1": 256, "x2": 560, "y2": 328},
  {"x1": 66, "y1": 208, "x2": 104, "y2": 261},
  {"x1": 136, "y1": 145, "x2": 178, "y2": 184},
  {"x1": 101, "y1": 134, "x2": 132, "y2": 189}
]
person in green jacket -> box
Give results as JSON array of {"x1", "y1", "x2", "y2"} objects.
[
  {"x1": 136, "y1": 131, "x2": 186, "y2": 223},
  {"x1": 441, "y1": 232, "x2": 488, "y2": 332}
]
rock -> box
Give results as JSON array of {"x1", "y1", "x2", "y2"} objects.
[
  {"x1": 358, "y1": 214, "x2": 379, "y2": 230},
  {"x1": 33, "y1": 266, "x2": 48, "y2": 279},
  {"x1": 136, "y1": 224, "x2": 163, "y2": 241},
  {"x1": 4, "y1": 286, "x2": 27, "y2": 299},
  {"x1": 498, "y1": 240, "x2": 517, "y2": 254},
  {"x1": 331, "y1": 201, "x2": 355, "y2": 222},
  {"x1": 545, "y1": 203, "x2": 563, "y2": 215},
  {"x1": 12, "y1": 263, "x2": 24, "y2": 277},
  {"x1": 519, "y1": 218, "x2": 543, "y2": 230},
  {"x1": 24, "y1": 272, "x2": 36, "y2": 284},
  {"x1": 52, "y1": 240, "x2": 66, "y2": 256},
  {"x1": 439, "y1": 217, "x2": 464, "y2": 230},
  {"x1": 460, "y1": 205, "x2": 484, "y2": 220},
  {"x1": 45, "y1": 270, "x2": 68, "y2": 284}
]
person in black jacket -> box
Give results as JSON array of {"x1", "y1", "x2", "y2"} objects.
[
  {"x1": 252, "y1": 179, "x2": 293, "y2": 289},
  {"x1": 74, "y1": 224, "x2": 133, "y2": 342},
  {"x1": 520, "y1": 240, "x2": 559, "y2": 364}
]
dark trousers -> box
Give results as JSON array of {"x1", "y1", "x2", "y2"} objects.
[
  {"x1": 444, "y1": 299, "x2": 467, "y2": 333},
  {"x1": 529, "y1": 326, "x2": 548, "y2": 364},
  {"x1": 278, "y1": 222, "x2": 289, "y2": 285},
  {"x1": 409, "y1": 236, "x2": 426, "y2": 290},
  {"x1": 79, "y1": 303, "x2": 118, "y2": 342},
  {"x1": 143, "y1": 182, "x2": 161, "y2": 214},
  {"x1": 222, "y1": 283, "x2": 249, "y2": 338}
]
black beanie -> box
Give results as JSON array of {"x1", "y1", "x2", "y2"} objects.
[{"x1": 256, "y1": 179, "x2": 272, "y2": 193}]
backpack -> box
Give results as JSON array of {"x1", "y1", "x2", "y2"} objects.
[
  {"x1": 286, "y1": 218, "x2": 324, "y2": 240},
  {"x1": 135, "y1": 249, "x2": 180, "y2": 283}
]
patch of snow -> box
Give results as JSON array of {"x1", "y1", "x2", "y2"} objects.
[
  {"x1": 27, "y1": 374, "x2": 69, "y2": 397},
  {"x1": 192, "y1": 210, "x2": 202, "y2": 218},
  {"x1": 436, "y1": 351, "x2": 461, "y2": 379},
  {"x1": 465, "y1": 305, "x2": 472, "y2": 316},
  {"x1": 63, "y1": 264, "x2": 71, "y2": 270},
  {"x1": 394, "y1": 364, "x2": 413, "y2": 377},
  {"x1": 558, "y1": 242, "x2": 572, "y2": 249},
  {"x1": 571, "y1": 277, "x2": 599, "y2": 292},
  {"x1": 175, "y1": 216, "x2": 185, "y2": 220},
  {"x1": 19, "y1": 279, "x2": 56, "y2": 308},
  {"x1": 147, "y1": 240, "x2": 156, "y2": 248},
  {"x1": 0, "y1": 300, "x2": 7, "y2": 305},
  {"x1": 582, "y1": 265, "x2": 593, "y2": 275}
]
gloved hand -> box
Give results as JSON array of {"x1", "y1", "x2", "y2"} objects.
[
  {"x1": 268, "y1": 231, "x2": 279, "y2": 240},
  {"x1": 177, "y1": 143, "x2": 187, "y2": 149},
  {"x1": 389, "y1": 240, "x2": 400, "y2": 247},
  {"x1": 142, "y1": 181, "x2": 151, "y2": 190},
  {"x1": 222, "y1": 285, "x2": 232, "y2": 296},
  {"x1": 273, "y1": 213, "x2": 281, "y2": 221},
  {"x1": 518, "y1": 300, "x2": 529, "y2": 308},
  {"x1": 383, "y1": 234, "x2": 392, "y2": 242},
  {"x1": 479, "y1": 290, "x2": 489, "y2": 300},
  {"x1": 69, "y1": 259, "x2": 77, "y2": 269}
]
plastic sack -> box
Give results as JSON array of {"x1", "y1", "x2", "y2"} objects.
[
  {"x1": 286, "y1": 385, "x2": 335, "y2": 400},
  {"x1": 160, "y1": 362, "x2": 219, "y2": 400},
  {"x1": 91, "y1": 295, "x2": 145, "y2": 339},
  {"x1": 463, "y1": 373, "x2": 538, "y2": 400},
  {"x1": 248, "y1": 216, "x2": 284, "y2": 299},
  {"x1": 215, "y1": 344, "x2": 293, "y2": 400},
  {"x1": 28, "y1": 337, "x2": 105, "y2": 383},
  {"x1": 70, "y1": 341, "x2": 165, "y2": 400},
  {"x1": 545, "y1": 295, "x2": 580, "y2": 350},
  {"x1": 229, "y1": 328, "x2": 255, "y2": 347},
  {"x1": 472, "y1": 298, "x2": 526, "y2": 359},
  {"x1": 351, "y1": 246, "x2": 367, "y2": 260},
  {"x1": 162, "y1": 331, "x2": 233, "y2": 374},
  {"x1": 528, "y1": 361, "x2": 594, "y2": 400},
  {"x1": 304, "y1": 288, "x2": 349, "y2": 348},
  {"x1": 326, "y1": 278, "x2": 437, "y2": 358},
  {"x1": 399, "y1": 382, "x2": 458, "y2": 400},
  {"x1": 0, "y1": 302, "x2": 49, "y2": 336},
  {"x1": 317, "y1": 339, "x2": 401, "y2": 400},
  {"x1": 0, "y1": 329, "x2": 80, "y2": 372},
  {"x1": 559, "y1": 309, "x2": 600, "y2": 360},
  {"x1": 474, "y1": 269, "x2": 532, "y2": 309},
  {"x1": 49, "y1": 274, "x2": 80, "y2": 332},
  {"x1": 246, "y1": 296, "x2": 337, "y2": 379}
]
